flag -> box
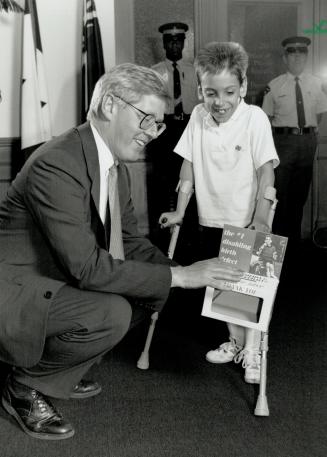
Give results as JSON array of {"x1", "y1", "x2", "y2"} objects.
[
  {"x1": 82, "y1": 0, "x2": 105, "y2": 122},
  {"x1": 21, "y1": 0, "x2": 51, "y2": 154}
]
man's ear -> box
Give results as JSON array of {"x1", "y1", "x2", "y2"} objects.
[
  {"x1": 282, "y1": 54, "x2": 287, "y2": 66},
  {"x1": 240, "y1": 77, "x2": 247, "y2": 98},
  {"x1": 197, "y1": 85, "x2": 204, "y2": 101},
  {"x1": 102, "y1": 94, "x2": 114, "y2": 120}
]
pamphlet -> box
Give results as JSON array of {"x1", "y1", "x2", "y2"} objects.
[{"x1": 202, "y1": 225, "x2": 288, "y2": 331}]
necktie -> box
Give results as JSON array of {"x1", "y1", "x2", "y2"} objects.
[
  {"x1": 295, "y1": 76, "x2": 306, "y2": 128},
  {"x1": 107, "y1": 164, "x2": 125, "y2": 260},
  {"x1": 172, "y1": 62, "x2": 183, "y2": 117}
]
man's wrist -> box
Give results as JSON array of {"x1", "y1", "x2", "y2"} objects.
[{"x1": 170, "y1": 266, "x2": 184, "y2": 288}]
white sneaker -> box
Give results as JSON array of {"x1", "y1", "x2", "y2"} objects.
[
  {"x1": 206, "y1": 338, "x2": 243, "y2": 364},
  {"x1": 234, "y1": 349, "x2": 261, "y2": 384}
]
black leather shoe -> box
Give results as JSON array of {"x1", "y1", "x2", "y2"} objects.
[
  {"x1": 1, "y1": 377, "x2": 74, "y2": 440},
  {"x1": 70, "y1": 379, "x2": 102, "y2": 399}
]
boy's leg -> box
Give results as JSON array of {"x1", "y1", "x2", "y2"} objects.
[{"x1": 227, "y1": 323, "x2": 246, "y2": 347}]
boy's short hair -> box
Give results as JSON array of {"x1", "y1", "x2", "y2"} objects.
[
  {"x1": 87, "y1": 63, "x2": 170, "y2": 122},
  {"x1": 194, "y1": 41, "x2": 249, "y2": 85}
]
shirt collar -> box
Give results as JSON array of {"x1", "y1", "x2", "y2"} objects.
[
  {"x1": 90, "y1": 122, "x2": 115, "y2": 172},
  {"x1": 286, "y1": 71, "x2": 305, "y2": 81}
]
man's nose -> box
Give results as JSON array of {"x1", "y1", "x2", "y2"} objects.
[{"x1": 145, "y1": 123, "x2": 160, "y2": 138}]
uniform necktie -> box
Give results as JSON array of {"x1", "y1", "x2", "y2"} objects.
[
  {"x1": 295, "y1": 76, "x2": 306, "y2": 128},
  {"x1": 107, "y1": 164, "x2": 125, "y2": 260},
  {"x1": 172, "y1": 62, "x2": 183, "y2": 117}
]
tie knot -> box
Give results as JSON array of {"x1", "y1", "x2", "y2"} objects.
[
  {"x1": 295, "y1": 76, "x2": 299, "y2": 82},
  {"x1": 172, "y1": 62, "x2": 177, "y2": 68},
  {"x1": 109, "y1": 163, "x2": 118, "y2": 176}
]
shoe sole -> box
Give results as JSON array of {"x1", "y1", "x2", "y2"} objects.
[
  {"x1": 69, "y1": 385, "x2": 102, "y2": 399},
  {"x1": 1, "y1": 396, "x2": 75, "y2": 440},
  {"x1": 205, "y1": 355, "x2": 234, "y2": 364},
  {"x1": 244, "y1": 377, "x2": 260, "y2": 384}
]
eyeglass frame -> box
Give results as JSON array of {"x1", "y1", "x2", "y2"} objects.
[
  {"x1": 285, "y1": 46, "x2": 308, "y2": 55},
  {"x1": 114, "y1": 95, "x2": 166, "y2": 135}
]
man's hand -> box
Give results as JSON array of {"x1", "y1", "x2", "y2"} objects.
[{"x1": 170, "y1": 259, "x2": 243, "y2": 290}]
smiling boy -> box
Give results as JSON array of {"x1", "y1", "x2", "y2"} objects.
[{"x1": 159, "y1": 42, "x2": 279, "y2": 384}]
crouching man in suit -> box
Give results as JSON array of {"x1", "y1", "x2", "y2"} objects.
[{"x1": 0, "y1": 63, "x2": 242, "y2": 440}]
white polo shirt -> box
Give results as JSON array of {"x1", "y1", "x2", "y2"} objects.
[{"x1": 174, "y1": 100, "x2": 279, "y2": 228}]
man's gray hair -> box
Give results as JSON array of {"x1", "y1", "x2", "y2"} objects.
[{"x1": 87, "y1": 63, "x2": 170, "y2": 122}]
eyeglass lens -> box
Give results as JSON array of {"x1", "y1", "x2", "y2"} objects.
[{"x1": 140, "y1": 116, "x2": 165, "y2": 133}]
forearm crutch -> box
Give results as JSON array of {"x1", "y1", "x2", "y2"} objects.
[
  {"x1": 137, "y1": 224, "x2": 181, "y2": 370},
  {"x1": 254, "y1": 331, "x2": 269, "y2": 416},
  {"x1": 254, "y1": 186, "x2": 277, "y2": 416}
]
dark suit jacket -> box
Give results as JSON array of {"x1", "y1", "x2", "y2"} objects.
[{"x1": 0, "y1": 123, "x2": 172, "y2": 367}]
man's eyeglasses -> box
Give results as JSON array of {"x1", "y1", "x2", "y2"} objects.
[
  {"x1": 285, "y1": 46, "x2": 308, "y2": 54},
  {"x1": 114, "y1": 95, "x2": 166, "y2": 135}
]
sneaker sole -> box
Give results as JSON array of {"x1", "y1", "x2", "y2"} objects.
[
  {"x1": 205, "y1": 354, "x2": 235, "y2": 364},
  {"x1": 244, "y1": 377, "x2": 260, "y2": 384},
  {"x1": 1, "y1": 395, "x2": 75, "y2": 440}
]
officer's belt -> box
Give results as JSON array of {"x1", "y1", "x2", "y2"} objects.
[{"x1": 272, "y1": 127, "x2": 316, "y2": 135}]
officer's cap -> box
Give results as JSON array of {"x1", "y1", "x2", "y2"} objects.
[
  {"x1": 281, "y1": 36, "x2": 311, "y2": 48},
  {"x1": 158, "y1": 22, "x2": 188, "y2": 36}
]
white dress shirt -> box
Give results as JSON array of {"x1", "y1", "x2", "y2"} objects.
[{"x1": 90, "y1": 123, "x2": 114, "y2": 224}]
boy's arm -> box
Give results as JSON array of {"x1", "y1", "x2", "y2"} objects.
[
  {"x1": 250, "y1": 160, "x2": 275, "y2": 232},
  {"x1": 159, "y1": 159, "x2": 194, "y2": 227},
  {"x1": 175, "y1": 159, "x2": 194, "y2": 218}
]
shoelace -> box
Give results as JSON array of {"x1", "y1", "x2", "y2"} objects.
[
  {"x1": 234, "y1": 350, "x2": 261, "y2": 369},
  {"x1": 31, "y1": 390, "x2": 61, "y2": 422},
  {"x1": 219, "y1": 338, "x2": 242, "y2": 354}
]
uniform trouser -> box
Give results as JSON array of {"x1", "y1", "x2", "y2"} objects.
[
  {"x1": 272, "y1": 132, "x2": 317, "y2": 240},
  {"x1": 12, "y1": 285, "x2": 148, "y2": 399}
]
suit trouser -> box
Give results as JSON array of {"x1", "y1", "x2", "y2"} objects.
[
  {"x1": 12, "y1": 284, "x2": 148, "y2": 399},
  {"x1": 272, "y1": 132, "x2": 317, "y2": 240}
]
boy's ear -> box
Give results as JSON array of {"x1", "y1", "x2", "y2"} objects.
[
  {"x1": 197, "y1": 85, "x2": 204, "y2": 101},
  {"x1": 240, "y1": 77, "x2": 247, "y2": 98}
]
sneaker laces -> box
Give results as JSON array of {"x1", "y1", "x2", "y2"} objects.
[
  {"x1": 234, "y1": 349, "x2": 261, "y2": 369},
  {"x1": 218, "y1": 337, "x2": 242, "y2": 354}
]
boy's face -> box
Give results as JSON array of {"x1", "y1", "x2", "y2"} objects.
[{"x1": 199, "y1": 69, "x2": 246, "y2": 124}]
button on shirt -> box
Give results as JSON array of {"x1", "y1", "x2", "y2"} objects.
[
  {"x1": 174, "y1": 101, "x2": 279, "y2": 228},
  {"x1": 152, "y1": 59, "x2": 198, "y2": 115},
  {"x1": 262, "y1": 72, "x2": 327, "y2": 127},
  {"x1": 90, "y1": 123, "x2": 114, "y2": 225}
]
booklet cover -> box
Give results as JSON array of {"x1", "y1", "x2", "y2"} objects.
[{"x1": 202, "y1": 225, "x2": 288, "y2": 331}]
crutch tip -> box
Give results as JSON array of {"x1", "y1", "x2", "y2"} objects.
[
  {"x1": 254, "y1": 396, "x2": 269, "y2": 416},
  {"x1": 137, "y1": 352, "x2": 149, "y2": 370}
]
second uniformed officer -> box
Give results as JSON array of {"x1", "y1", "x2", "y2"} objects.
[{"x1": 262, "y1": 36, "x2": 327, "y2": 240}]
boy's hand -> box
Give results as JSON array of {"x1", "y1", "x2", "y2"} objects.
[
  {"x1": 249, "y1": 219, "x2": 269, "y2": 233},
  {"x1": 159, "y1": 211, "x2": 183, "y2": 228}
]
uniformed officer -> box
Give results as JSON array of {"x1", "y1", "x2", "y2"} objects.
[
  {"x1": 148, "y1": 22, "x2": 199, "y2": 252},
  {"x1": 262, "y1": 36, "x2": 327, "y2": 240}
]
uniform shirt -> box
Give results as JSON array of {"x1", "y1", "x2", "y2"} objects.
[
  {"x1": 152, "y1": 59, "x2": 198, "y2": 114},
  {"x1": 90, "y1": 123, "x2": 114, "y2": 224},
  {"x1": 262, "y1": 72, "x2": 327, "y2": 127},
  {"x1": 174, "y1": 100, "x2": 279, "y2": 228}
]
